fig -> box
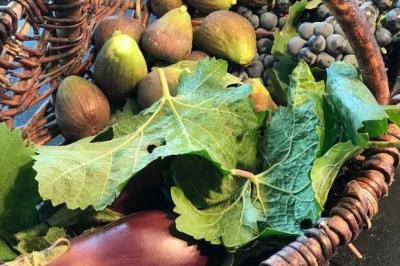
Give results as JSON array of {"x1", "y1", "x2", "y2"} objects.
[
  {"x1": 137, "y1": 61, "x2": 197, "y2": 109},
  {"x1": 93, "y1": 16, "x2": 144, "y2": 50},
  {"x1": 141, "y1": 6, "x2": 192, "y2": 63},
  {"x1": 245, "y1": 78, "x2": 277, "y2": 112},
  {"x1": 186, "y1": 51, "x2": 209, "y2": 61},
  {"x1": 93, "y1": 31, "x2": 148, "y2": 101},
  {"x1": 195, "y1": 11, "x2": 256, "y2": 65},
  {"x1": 238, "y1": 0, "x2": 268, "y2": 7},
  {"x1": 55, "y1": 76, "x2": 110, "y2": 141},
  {"x1": 188, "y1": 0, "x2": 236, "y2": 13},
  {"x1": 150, "y1": 0, "x2": 183, "y2": 17},
  {"x1": 48, "y1": 210, "x2": 210, "y2": 266}
]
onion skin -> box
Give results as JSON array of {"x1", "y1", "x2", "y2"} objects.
[{"x1": 48, "y1": 210, "x2": 209, "y2": 266}]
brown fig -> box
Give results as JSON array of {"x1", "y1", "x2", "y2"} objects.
[
  {"x1": 94, "y1": 16, "x2": 144, "y2": 50},
  {"x1": 55, "y1": 76, "x2": 110, "y2": 141},
  {"x1": 150, "y1": 0, "x2": 183, "y2": 17},
  {"x1": 141, "y1": 6, "x2": 192, "y2": 63},
  {"x1": 195, "y1": 11, "x2": 256, "y2": 65},
  {"x1": 137, "y1": 61, "x2": 197, "y2": 109},
  {"x1": 186, "y1": 51, "x2": 209, "y2": 61}
]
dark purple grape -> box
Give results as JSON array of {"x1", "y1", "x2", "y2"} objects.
[
  {"x1": 385, "y1": 8, "x2": 400, "y2": 32},
  {"x1": 325, "y1": 16, "x2": 337, "y2": 27},
  {"x1": 298, "y1": 22, "x2": 315, "y2": 40},
  {"x1": 373, "y1": 0, "x2": 393, "y2": 11},
  {"x1": 275, "y1": 0, "x2": 290, "y2": 14},
  {"x1": 375, "y1": 26, "x2": 392, "y2": 46},
  {"x1": 360, "y1": 2, "x2": 379, "y2": 29},
  {"x1": 236, "y1": 5, "x2": 249, "y2": 15},
  {"x1": 316, "y1": 4, "x2": 331, "y2": 20},
  {"x1": 307, "y1": 34, "x2": 326, "y2": 53},
  {"x1": 343, "y1": 54, "x2": 359, "y2": 66},
  {"x1": 326, "y1": 34, "x2": 347, "y2": 56},
  {"x1": 298, "y1": 47, "x2": 317, "y2": 65},
  {"x1": 249, "y1": 14, "x2": 260, "y2": 29},
  {"x1": 278, "y1": 16, "x2": 287, "y2": 29},
  {"x1": 287, "y1": 36, "x2": 306, "y2": 56},
  {"x1": 256, "y1": 5, "x2": 269, "y2": 16},
  {"x1": 262, "y1": 70, "x2": 269, "y2": 83},
  {"x1": 260, "y1": 12, "x2": 278, "y2": 30},
  {"x1": 246, "y1": 61, "x2": 265, "y2": 78},
  {"x1": 333, "y1": 23, "x2": 345, "y2": 37},
  {"x1": 316, "y1": 52, "x2": 335, "y2": 68},
  {"x1": 243, "y1": 10, "x2": 253, "y2": 20},
  {"x1": 263, "y1": 55, "x2": 277, "y2": 68},
  {"x1": 314, "y1": 22, "x2": 334, "y2": 38},
  {"x1": 257, "y1": 38, "x2": 273, "y2": 54},
  {"x1": 342, "y1": 40, "x2": 354, "y2": 54}
]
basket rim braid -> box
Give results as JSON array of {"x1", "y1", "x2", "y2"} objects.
[{"x1": 0, "y1": 0, "x2": 398, "y2": 265}]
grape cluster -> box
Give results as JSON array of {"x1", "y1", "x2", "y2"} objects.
[
  {"x1": 286, "y1": 1, "x2": 390, "y2": 68},
  {"x1": 232, "y1": 3, "x2": 293, "y2": 80}
]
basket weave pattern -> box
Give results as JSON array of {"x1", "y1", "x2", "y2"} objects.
[
  {"x1": 0, "y1": 1, "x2": 399, "y2": 266},
  {"x1": 0, "y1": 0, "x2": 144, "y2": 144}
]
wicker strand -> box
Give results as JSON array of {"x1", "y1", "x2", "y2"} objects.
[{"x1": 259, "y1": 125, "x2": 400, "y2": 266}]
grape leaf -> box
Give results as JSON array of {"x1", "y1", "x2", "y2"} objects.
[
  {"x1": 311, "y1": 142, "x2": 363, "y2": 211},
  {"x1": 327, "y1": 62, "x2": 394, "y2": 146},
  {"x1": 271, "y1": 0, "x2": 307, "y2": 56},
  {"x1": 34, "y1": 58, "x2": 259, "y2": 210},
  {"x1": 173, "y1": 62, "x2": 326, "y2": 248},
  {"x1": 171, "y1": 156, "x2": 262, "y2": 250},
  {"x1": 257, "y1": 61, "x2": 324, "y2": 236},
  {"x1": 16, "y1": 227, "x2": 66, "y2": 254},
  {"x1": 0, "y1": 124, "x2": 41, "y2": 235}
]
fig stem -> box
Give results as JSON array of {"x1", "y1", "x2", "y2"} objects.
[
  {"x1": 368, "y1": 141, "x2": 400, "y2": 148},
  {"x1": 155, "y1": 68, "x2": 172, "y2": 99}
]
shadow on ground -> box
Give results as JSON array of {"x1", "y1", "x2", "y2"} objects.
[{"x1": 331, "y1": 179, "x2": 400, "y2": 266}]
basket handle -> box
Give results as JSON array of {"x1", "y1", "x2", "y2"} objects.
[{"x1": 324, "y1": 0, "x2": 390, "y2": 105}]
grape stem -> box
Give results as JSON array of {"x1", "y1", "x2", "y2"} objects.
[{"x1": 324, "y1": 0, "x2": 389, "y2": 104}]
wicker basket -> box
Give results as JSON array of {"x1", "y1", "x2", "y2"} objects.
[{"x1": 0, "y1": 0, "x2": 398, "y2": 265}]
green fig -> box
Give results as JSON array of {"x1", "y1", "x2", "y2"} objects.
[
  {"x1": 55, "y1": 76, "x2": 110, "y2": 141},
  {"x1": 195, "y1": 11, "x2": 256, "y2": 65},
  {"x1": 188, "y1": 0, "x2": 236, "y2": 13},
  {"x1": 94, "y1": 16, "x2": 144, "y2": 50},
  {"x1": 137, "y1": 61, "x2": 197, "y2": 109},
  {"x1": 245, "y1": 78, "x2": 277, "y2": 112},
  {"x1": 151, "y1": 0, "x2": 183, "y2": 17},
  {"x1": 93, "y1": 32, "x2": 148, "y2": 101},
  {"x1": 141, "y1": 6, "x2": 192, "y2": 63}
]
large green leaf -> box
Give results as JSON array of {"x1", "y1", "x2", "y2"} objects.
[
  {"x1": 0, "y1": 124, "x2": 41, "y2": 236},
  {"x1": 171, "y1": 156, "x2": 262, "y2": 250},
  {"x1": 34, "y1": 58, "x2": 259, "y2": 210},
  {"x1": 271, "y1": 0, "x2": 307, "y2": 56},
  {"x1": 327, "y1": 62, "x2": 389, "y2": 146},
  {"x1": 311, "y1": 142, "x2": 363, "y2": 211},
  {"x1": 258, "y1": 61, "x2": 324, "y2": 236},
  {"x1": 173, "y1": 62, "x2": 326, "y2": 248}
]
